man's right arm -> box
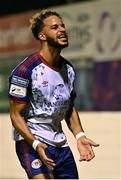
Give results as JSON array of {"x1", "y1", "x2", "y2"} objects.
[
  {"x1": 9, "y1": 100, "x2": 36, "y2": 144},
  {"x1": 9, "y1": 100, "x2": 56, "y2": 169}
]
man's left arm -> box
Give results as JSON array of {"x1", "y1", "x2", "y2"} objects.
[{"x1": 65, "y1": 105, "x2": 99, "y2": 161}]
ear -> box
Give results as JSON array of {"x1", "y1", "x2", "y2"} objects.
[{"x1": 38, "y1": 33, "x2": 46, "y2": 41}]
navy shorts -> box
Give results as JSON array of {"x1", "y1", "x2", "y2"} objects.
[{"x1": 16, "y1": 140, "x2": 79, "y2": 179}]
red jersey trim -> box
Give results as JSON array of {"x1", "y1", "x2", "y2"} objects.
[
  {"x1": 38, "y1": 53, "x2": 61, "y2": 72},
  {"x1": 9, "y1": 97, "x2": 28, "y2": 104}
]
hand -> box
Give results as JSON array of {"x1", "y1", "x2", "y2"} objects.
[
  {"x1": 77, "y1": 136, "x2": 99, "y2": 162},
  {"x1": 36, "y1": 143, "x2": 56, "y2": 170}
]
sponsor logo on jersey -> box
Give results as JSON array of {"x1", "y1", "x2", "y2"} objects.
[
  {"x1": 9, "y1": 84, "x2": 26, "y2": 97},
  {"x1": 11, "y1": 75, "x2": 29, "y2": 87}
]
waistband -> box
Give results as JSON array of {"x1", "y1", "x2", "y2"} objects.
[{"x1": 35, "y1": 135, "x2": 68, "y2": 148}]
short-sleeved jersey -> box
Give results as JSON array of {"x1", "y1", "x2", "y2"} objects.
[{"x1": 9, "y1": 52, "x2": 76, "y2": 147}]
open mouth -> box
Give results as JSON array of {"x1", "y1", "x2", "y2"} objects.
[
  {"x1": 58, "y1": 34, "x2": 68, "y2": 40},
  {"x1": 58, "y1": 34, "x2": 67, "y2": 39}
]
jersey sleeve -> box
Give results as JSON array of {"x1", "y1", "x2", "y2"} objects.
[{"x1": 8, "y1": 67, "x2": 31, "y2": 103}]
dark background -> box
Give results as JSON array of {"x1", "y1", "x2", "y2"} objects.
[{"x1": 0, "y1": 0, "x2": 93, "y2": 16}]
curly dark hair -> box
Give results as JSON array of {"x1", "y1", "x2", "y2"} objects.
[{"x1": 29, "y1": 10, "x2": 62, "y2": 40}]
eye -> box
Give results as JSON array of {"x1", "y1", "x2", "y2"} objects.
[
  {"x1": 61, "y1": 24, "x2": 65, "y2": 28},
  {"x1": 51, "y1": 25, "x2": 58, "y2": 29}
]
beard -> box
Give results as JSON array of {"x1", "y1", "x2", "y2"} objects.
[{"x1": 47, "y1": 36, "x2": 69, "y2": 49}]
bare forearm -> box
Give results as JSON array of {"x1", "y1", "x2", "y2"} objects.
[
  {"x1": 10, "y1": 113, "x2": 36, "y2": 144},
  {"x1": 65, "y1": 106, "x2": 84, "y2": 137},
  {"x1": 9, "y1": 100, "x2": 36, "y2": 145}
]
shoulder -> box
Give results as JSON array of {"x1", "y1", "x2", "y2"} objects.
[
  {"x1": 60, "y1": 56, "x2": 74, "y2": 68},
  {"x1": 60, "y1": 56, "x2": 75, "y2": 75},
  {"x1": 11, "y1": 52, "x2": 42, "y2": 77}
]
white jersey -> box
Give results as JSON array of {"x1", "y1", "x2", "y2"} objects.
[{"x1": 9, "y1": 52, "x2": 76, "y2": 147}]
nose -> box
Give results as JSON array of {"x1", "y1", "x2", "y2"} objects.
[{"x1": 59, "y1": 25, "x2": 66, "y2": 32}]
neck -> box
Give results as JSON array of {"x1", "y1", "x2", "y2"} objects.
[{"x1": 39, "y1": 45, "x2": 61, "y2": 68}]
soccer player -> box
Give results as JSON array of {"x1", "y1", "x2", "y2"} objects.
[{"x1": 8, "y1": 10, "x2": 99, "y2": 179}]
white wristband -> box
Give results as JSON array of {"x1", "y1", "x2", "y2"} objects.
[
  {"x1": 76, "y1": 132, "x2": 86, "y2": 140},
  {"x1": 32, "y1": 140, "x2": 41, "y2": 151}
]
